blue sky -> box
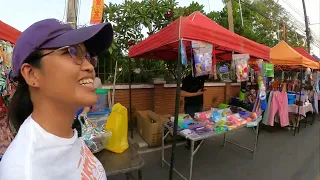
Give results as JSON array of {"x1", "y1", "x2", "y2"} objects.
[{"x1": 0, "y1": 0, "x2": 319, "y2": 56}]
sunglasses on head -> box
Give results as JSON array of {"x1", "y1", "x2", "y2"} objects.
[{"x1": 39, "y1": 44, "x2": 98, "y2": 67}]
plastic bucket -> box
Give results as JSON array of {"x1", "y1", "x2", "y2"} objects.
[{"x1": 92, "y1": 88, "x2": 109, "y2": 112}]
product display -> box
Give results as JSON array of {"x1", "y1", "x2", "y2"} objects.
[
  {"x1": 232, "y1": 54, "x2": 250, "y2": 82},
  {"x1": 192, "y1": 41, "x2": 213, "y2": 77},
  {"x1": 167, "y1": 106, "x2": 261, "y2": 135},
  {"x1": 181, "y1": 42, "x2": 188, "y2": 65},
  {"x1": 0, "y1": 41, "x2": 15, "y2": 107}
]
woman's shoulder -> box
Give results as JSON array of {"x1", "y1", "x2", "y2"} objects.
[{"x1": 0, "y1": 132, "x2": 32, "y2": 179}]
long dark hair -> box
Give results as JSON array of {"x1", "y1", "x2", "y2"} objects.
[{"x1": 8, "y1": 51, "x2": 42, "y2": 131}]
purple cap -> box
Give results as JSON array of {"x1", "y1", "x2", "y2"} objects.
[{"x1": 12, "y1": 19, "x2": 113, "y2": 77}]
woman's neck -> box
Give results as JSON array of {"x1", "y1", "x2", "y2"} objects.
[{"x1": 32, "y1": 99, "x2": 77, "y2": 138}]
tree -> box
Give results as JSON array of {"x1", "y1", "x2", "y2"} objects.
[
  {"x1": 100, "y1": 0, "x2": 307, "y2": 84},
  {"x1": 209, "y1": 0, "x2": 305, "y2": 48}
]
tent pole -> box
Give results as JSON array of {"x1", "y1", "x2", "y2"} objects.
[
  {"x1": 129, "y1": 58, "x2": 133, "y2": 139},
  {"x1": 294, "y1": 65, "x2": 303, "y2": 136},
  {"x1": 169, "y1": 39, "x2": 182, "y2": 180}
]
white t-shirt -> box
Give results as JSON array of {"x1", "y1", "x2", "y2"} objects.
[{"x1": 0, "y1": 115, "x2": 107, "y2": 180}]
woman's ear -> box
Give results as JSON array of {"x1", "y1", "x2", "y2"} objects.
[{"x1": 20, "y1": 63, "x2": 40, "y2": 87}]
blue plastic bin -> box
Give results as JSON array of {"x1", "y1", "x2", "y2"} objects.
[{"x1": 287, "y1": 93, "x2": 296, "y2": 105}]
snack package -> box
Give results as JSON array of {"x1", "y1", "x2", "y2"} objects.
[
  {"x1": 232, "y1": 54, "x2": 250, "y2": 82},
  {"x1": 192, "y1": 41, "x2": 213, "y2": 77}
]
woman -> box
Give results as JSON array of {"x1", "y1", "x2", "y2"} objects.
[{"x1": 0, "y1": 19, "x2": 113, "y2": 180}]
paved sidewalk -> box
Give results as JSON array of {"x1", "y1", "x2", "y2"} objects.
[{"x1": 109, "y1": 118, "x2": 320, "y2": 180}]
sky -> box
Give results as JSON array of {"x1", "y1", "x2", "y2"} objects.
[{"x1": 0, "y1": 0, "x2": 319, "y2": 56}]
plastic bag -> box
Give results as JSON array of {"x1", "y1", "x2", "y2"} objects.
[
  {"x1": 192, "y1": 41, "x2": 213, "y2": 77},
  {"x1": 232, "y1": 54, "x2": 250, "y2": 82},
  {"x1": 79, "y1": 115, "x2": 111, "y2": 154},
  {"x1": 104, "y1": 103, "x2": 129, "y2": 153}
]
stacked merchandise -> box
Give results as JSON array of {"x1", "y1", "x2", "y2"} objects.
[{"x1": 166, "y1": 106, "x2": 261, "y2": 136}]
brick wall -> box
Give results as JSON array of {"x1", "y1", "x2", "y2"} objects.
[{"x1": 105, "y1": 83, "x2": 241, "y2": 116}]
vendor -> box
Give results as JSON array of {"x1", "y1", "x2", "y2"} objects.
[
  {"x1": 181, "y1": 72, "x2": 212, "y2": 117},
  {"x1": 0, "y1": 19, "x2": 113, "y2": 180}
]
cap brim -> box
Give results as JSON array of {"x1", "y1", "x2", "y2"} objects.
[{"x1": 41, "y1": 23, "x2": 113, "y2": 55}]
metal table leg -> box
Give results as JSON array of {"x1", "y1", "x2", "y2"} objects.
[
  {"x1": 138, "y1": 170, "x2": 142, "y2": 180},
  {"x1": 189, "y1": 140, "x2": 194, "y2": 180},
  {"x1": 252, "y1": 123, "x2": 260, "y2": 159},
  {"x1": 188, "y1": 139, "x2": 204, "y2": 180},
  {"x1": 224, "y1": 123, "x2": 260, "y2": 159},
  {"x1": 161, "y1": 126, "x2": 170, "y2": 167}
]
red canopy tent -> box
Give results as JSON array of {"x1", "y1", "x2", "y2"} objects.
[
  {"x1": 0, "y1": 21, "x2": 21, "y2": 44},
  {"x1": 293, "y1": 47, "x2": 319, "y2": 62},
  {"x1": 128, "y1": 12, "x2": 271, "y2": 180},
  {"x1": 129, "y1": 11, "x2": 270, "y2": 61}
]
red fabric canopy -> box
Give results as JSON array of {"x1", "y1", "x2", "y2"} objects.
[
  {"x1": 293, "y1": 47, "x2": 318, "y2": 62},
  {"x1": 129, "y1": 12, "x2": 270, "y2": 61},
  {"x1": 0, "y1": 21, "x2": 21, "y2": 44}
]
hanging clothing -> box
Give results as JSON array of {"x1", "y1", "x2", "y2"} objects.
[
  {"x1": 262, "y1": 91, "x2": 274, "y2": 125},
  {"x1": 268, "y1": 91, "x2": 289, "y2": 127}
]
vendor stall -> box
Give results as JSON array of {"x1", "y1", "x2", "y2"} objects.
[
  {"x1": 264, "y1": 41, "x2": 319, "y2": 136},
  {"x1": 129, "y1": 11, "x2": 270, "y2": 180}
]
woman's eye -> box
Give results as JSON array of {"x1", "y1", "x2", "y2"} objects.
[{"x1": 62, "y1": 51, "x2": 69, "y2": 55}]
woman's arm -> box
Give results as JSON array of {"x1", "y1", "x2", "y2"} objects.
[{"x1": 181, "y1": 90, "x2": 204, "y2": 97}]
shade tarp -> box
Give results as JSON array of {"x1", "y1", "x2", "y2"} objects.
[
  {"x1": 0, "y1": 21, "x2": 21, "y2": 44},
  {"x1": 313, "y1": 54, "x2": 320, "y2": 61},
  {"x1": 129, "y1": 12, "x2": 270, "y2": 61},
  {"x1": 270, "y1": 41, "x2": 319, "y2": 69}
]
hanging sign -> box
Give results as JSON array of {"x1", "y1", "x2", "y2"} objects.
[
  {"x1": 232, "y1": 54, "x2": 250, "y2": 82},
  {"x1": 90, "y1": 0, "x2": 104, "y2": 24},
  {"x1": 192, "y1": 41, "x2": 213, "y2": 77},
  {"x1": 180, "y1": 42, "x2": 187, "y2": 66}
]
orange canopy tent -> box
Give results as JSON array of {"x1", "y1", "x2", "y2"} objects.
[
  {"x1": 0, "y1": 21, "x2": 21, "y2": 44},
  {"x1": 270, "y1": 41, "x2": 319, "y2": 69}
]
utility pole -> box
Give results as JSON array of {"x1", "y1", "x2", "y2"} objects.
[
  {"x1": 227, "y1": 0, "x2": 234, "y2": 32},
  {"x1": 66, "y1": 0, "x2": 78, "y2": 29},
  {"x1": 302, "y1": 0, "x2": 311, "y2": 53}
]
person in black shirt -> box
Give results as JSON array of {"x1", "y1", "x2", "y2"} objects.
[
  {"x1": 181, "y1": 73, "x2": 211, "y2": 117},
  {"x1": 181, "y1": 72, "x2": 212, "y2": 149}
]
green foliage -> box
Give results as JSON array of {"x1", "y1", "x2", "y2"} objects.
[{"x1": 99, "y1": 0, "x2": 307, "y2": 84}]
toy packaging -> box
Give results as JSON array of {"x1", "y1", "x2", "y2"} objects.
[
  {"x1": 192, "y1": 41, "x2": 213, "y2": 77},
  {"x1": 232, "y1": 54, "x2": 250, "y2": 82},
  {"x1": 180, "y1": 42, "x2": 188, "y2": 66}
]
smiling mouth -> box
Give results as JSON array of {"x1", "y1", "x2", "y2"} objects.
[{"x1": 79, "y1": 78, "x2": 94, "y2": 86}]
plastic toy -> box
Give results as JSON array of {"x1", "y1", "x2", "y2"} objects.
[
  {"x1": 232, "y1": 54, "x2": 250, "y2": 82},
  {"x1": 192, "y1": 41, "x2": 213, "y2": 77}
]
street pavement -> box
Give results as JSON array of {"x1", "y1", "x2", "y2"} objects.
[{"x1": 109, "y1": 117, "x2": 320, "y2": 180}]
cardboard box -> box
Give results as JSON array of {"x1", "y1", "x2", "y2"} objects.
[{"x1": 137, "y1": 111, "x2": 169, "y2": 147}]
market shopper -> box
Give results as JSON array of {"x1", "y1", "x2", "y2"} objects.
[{"x1": 0, "y1": 19, "x2": 113, "y2": 180}]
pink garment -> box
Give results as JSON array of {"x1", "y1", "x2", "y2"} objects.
[{"x1": 268, "y1": 91, "x2": 289, "y2": 127}]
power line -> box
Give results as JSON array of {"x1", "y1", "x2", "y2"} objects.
[
  {"x1": 280, "y1": 0, "x2": 305, "y2": 20},
  {"x1": 236, "y1": 0, "x2": 306, "y2": 38}
]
